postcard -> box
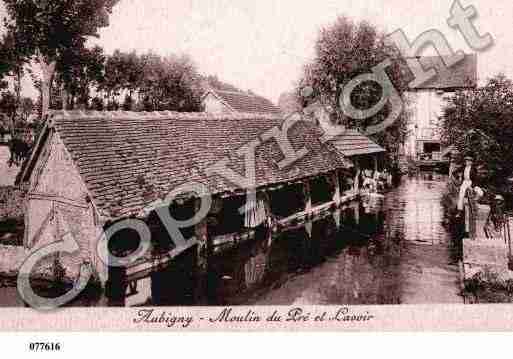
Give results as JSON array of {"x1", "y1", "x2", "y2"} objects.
[{"x1": 1, "y1": 0, "x2": 513, "y2": 340}]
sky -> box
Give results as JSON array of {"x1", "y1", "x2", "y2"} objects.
[{"x1": 2, "y1": 0, "x2": 513, "y2": 103}]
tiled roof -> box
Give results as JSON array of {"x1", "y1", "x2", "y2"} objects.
[
  {"x1": 28, "y1": 111, "x2": 346, "y2": 218},
  {"x1": 441, "y1": 145, "x2": 457, "y2": 159},
  {"x1": 409, "y1": 54, "x2": 477, "y2": 90},
  {"x1": 330, "y1": 129, "x2": 385, "y2": 157},
  {"x1": 208, "y1": 89, "x2": 282, "y2": 115}
]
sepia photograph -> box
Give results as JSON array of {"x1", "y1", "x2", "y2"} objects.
[{"x1": 1, "y1": 0, "x2": 513, "y2": 337}]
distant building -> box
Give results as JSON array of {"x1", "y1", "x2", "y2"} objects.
[
  {"x1": 405, "y1": 54, "x2": 477, "y2": 162},
  {"x1": 304, "y1": 101, "x2": 386, "y2": 174},
  {"x1": 278, "y1": 91, "x2": 302, "y2": 116},
  {"x1": 0, "y1": 131, "x2": 9, "y2": 145},
  {"x1": 202, "y1": 88, "x2": 282, "y2": 115},
  {"x1": 17, "y1": 110, "x2": 350, "y2": 304}
]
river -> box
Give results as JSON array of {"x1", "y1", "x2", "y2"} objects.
[
  {"x1": 153, "y1": 172, "x2": 462, "y2": 306},
  {"x1": 0, "y1": 172, "x2": 463, "y2": 307},
  {"x1": 0, "y1": 146, "x2": 18, "y2": 187}
]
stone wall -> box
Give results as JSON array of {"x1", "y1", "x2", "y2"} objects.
[
  {"x1": 0, "y1": 186, "x2": 25, "y2": 248},
  {"x1": 463, "y1": 238, "x2": 512, "y2": 280},
  {"x1": 23, "y1": 132, "x2": 107, "y2": 284},
  {"x1": 0, "y1": 243, "x2": 80, "y2": 281},
  {"x1": 0, "y1": 244, "x2": 28, "y2": 275},
  {"x1": 0, "y1": 145, "x2": 19, "y2": 187},
  {"x1": 0, "y1": 186, "x2": 25, "y2": 220},
  {"x1": 462, "y1": 204, "x2": 513, "y2": 280}
]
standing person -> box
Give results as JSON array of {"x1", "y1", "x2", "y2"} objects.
[
  {"x1": 362, "y1": 169, "x2": 374, "y2": 193},
  {"x1": 484, "y1": 195, "x2": 506, "y2": 239},
  {"x1": 373, "y1": 169, "x2": 381, "y2": 191},
  {"x1": 457, "y1": 156, "x2": 477, "y2": 213},
  {"x1": 385, "y1": 168, "x2": 393, "y2": 188}
]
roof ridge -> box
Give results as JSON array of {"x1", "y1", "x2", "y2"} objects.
[
  {"x1": 48, "y1": 110, "x2": 283, "y2": 121},
  {"x1": 28, "y1": 111, "x2": 347, "y2": 218},
  {"x1": 213, "y1": 89, "x2": 252, "y2": 95},
  {"x1": 415, "y1": 53, "x2": 475, "y2": 60},
  {"x1": 209, "y1": 89, "x2": 282, "y2": 115},
  {"x1": 213, "y1": 89, "x2": 278, "y2": 103}
]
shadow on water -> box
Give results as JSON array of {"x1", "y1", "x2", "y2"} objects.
[
  {"x1": 149, "y1": 201, "x2": 404, "y2": 306},
  {"x1": 1, "y1": 171, "x2": 460, "y2": 306}
]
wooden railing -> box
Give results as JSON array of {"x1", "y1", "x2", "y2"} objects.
[
  {"x1": 465, "y1": 188, "x2": 478, "y2": 241},
  {"x1": 447, "y1": 176, "x2": 460, "y2": 197},
  {"x1": 450, "y1": 173, "x2": 513, "y2": 273},
  {"x1": 499, "y1": 212, "x2": 513, "y2": 270},
  {"x1": 462, "y1": 186, "x2": 512, "y2": 252}
]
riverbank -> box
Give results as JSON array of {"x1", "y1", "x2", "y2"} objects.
[
  {"x1": 222, "y1": 175, "x2": 462, "y2": 306},
  {"x1": 0, "y1": 186, "x2": 25, "y2": 247},
  {"x1": 0, "y1": 174, "x2": 465, "y2": 307},
  {"x1": 443, "y1": 175, "x2": 513, "y2": 303},
  {"x1": 0, "y1": 186, "x2": 26, "y2": 283},
  {"x1": 462, "y1": 269, "x2": 513, "y2": 303},
  {"x1": 0, "y1": 145, "x2": 19, "y2": 187}
]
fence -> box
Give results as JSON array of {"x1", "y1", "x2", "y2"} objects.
[
  {"x1": 505, "y1": 215, "x2": 513, "y2": 269},
  {"x1": 463, "y1": 185, "x2": 513, "y2": 270}
]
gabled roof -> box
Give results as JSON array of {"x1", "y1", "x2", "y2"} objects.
[
  {"x1": 330, "y1": 129, "x2": 386, "y2": 157},
  {"x1": 408, "y1": 54, "x2": 477, "y2": 90},
  {"x1": 441, "y1": 145, "x2": 458, "y2": 159},
  {"x1": 205, "y1": 89, "x2": 282, "y2": 115},
  {"x1": 22, "y1": 111, "x2": 346, "y2": 218}
]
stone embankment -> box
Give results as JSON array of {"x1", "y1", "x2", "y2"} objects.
[{"x1": 0, "y1": 186, "x2": 26, "y2": 275}]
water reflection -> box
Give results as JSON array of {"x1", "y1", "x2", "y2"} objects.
[
  {"x1": 183, "y1": 173, "x2": 460, "y2": 306},
  {"x1": 199, "y1": 205, "x2": 404, "y2": 306},
  {"x1": 1, "y1": 172, "x2": 461, "y2": 306}
]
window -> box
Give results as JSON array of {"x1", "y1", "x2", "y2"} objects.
[{"x1": 423, "y1": 142, "x2": 441, "y2": 153}]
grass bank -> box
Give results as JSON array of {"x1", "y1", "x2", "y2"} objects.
[
  {"x1": 462, "y1": 269, "x2": 513, "y2": 303},
  {"x1": 0, "y1": 186, "x2": 25, "y2": 246}
]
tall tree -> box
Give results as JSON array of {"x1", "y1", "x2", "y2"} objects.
[
  {"x1": 121, "y1": 51, "x2": 144, "y2": 101},
  {"x1": 3, "y1": 0, "x2": 119, "y2": 118},
  {"x1": 138, "y1": 53, "x2": 202, "y2": 112},
  {"x1": 0, "y1": 91, "x2": 16, "y2": 133},
  {"x1": 90, "y1": 96, "x2": 105, "y2": 111},
  {"x1": 441, "y1": 73, "x2": 513, "y2": 190},
  {"x1": 299, "y1": 16, "x2": 411, "y2": 156},
  {"x1": 99, "y1": 49, "x2": 144, "y2": 110},
  {"x1": 0, "y1": 29, "x2": 33, "y2": 136},
  {"x1": 19, "y1": 97, "x2": 34, "y2": 123},
  {"x1": 203, "y1": 75, "x2": 242, "y2": 93},
  {"x1": 99, "y1": 49, "x2": 124, "y2": 109},
  {"x1": 55, "y1": 45, "x2": 105, "y2": 109}
]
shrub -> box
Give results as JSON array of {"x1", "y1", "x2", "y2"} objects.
[
  {"x1": 463, "y1": 269, "x2": 513, "y2": 303},
  {"x1": 0, "y1": 186, "x2": 25, "y2": 219},
  {"x1": 0, "y1": 186, "x2": 25, "y2": 246}
]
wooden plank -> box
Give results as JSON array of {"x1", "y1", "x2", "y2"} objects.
[{"x1": 125, "y1": 239, "x2": 199, "y2": 281}]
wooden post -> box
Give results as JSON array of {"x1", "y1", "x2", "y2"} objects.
[
  {"x1": 304, "y1": 180, "x2": 312, "y2": 213},
  {"x1": 449, "y1": 152, "x2": 456, "y2": 179},
  {"x1": 194, "y1": 197, "x2": 210, "y2": 303},
  {"x1": 333, "y1": 208, "x2": 341, "y2": 229},
  {"x1": 506, "y1": 217, "x2": 512, "y2": 269},
  {"x1": 354, "y1": 169, "x2": 360, "y2": 195},
  {"x1": 374, "y1": 155, "x2": 378, "y2": 173},
  {"x1": 195, "y1": 197, "x2": 209, "y2": 272},
  {"x1": 305, "y1": 220, "x2": 313, "y2": 238},
  {"x1": 262, "y1": 192, "x2": 273, "y2": 248},
  {"x1": 304, "y1": 180, "x2": 313, "y2": 238},
  {"x1": 464, "y1": 203, "x2": 470, "y2": 237},
  {"x1": 125, "y1": 277, "x2": 152, "y2": 307},
  {"x1": 352, "y1": 201, "x2": 360, "y2": 225},
  {"x1": 352, "y1": 158, "x2": 360, "y2": 195},
  {"x1": 332, "y1": 171, "x2": 341, "y2": 205}
]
